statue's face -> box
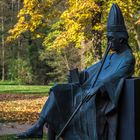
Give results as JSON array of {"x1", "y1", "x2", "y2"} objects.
[{"x1": 107, "y1": 36, "x2": 124, "y2": 52}]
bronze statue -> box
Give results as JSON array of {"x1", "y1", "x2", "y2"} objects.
[{"x1": 16, "y1": 3, "x2": 135, "y2": 140}]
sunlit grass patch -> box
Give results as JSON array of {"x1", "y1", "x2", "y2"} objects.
[{"x1": 0, "y1": 85, "x2": 52, "y2": 95}]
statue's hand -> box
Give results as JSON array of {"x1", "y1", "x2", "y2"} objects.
[
  {"x1": 83, "y1": 86, "x2": 100, "y2": 102},
  {"x1": 79, "y1": 71, "x2": 89, "y2": 85}
]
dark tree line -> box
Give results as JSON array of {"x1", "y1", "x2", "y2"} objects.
[{"x1": 0, "y1": 0, "x2": 140, "y2": 84}]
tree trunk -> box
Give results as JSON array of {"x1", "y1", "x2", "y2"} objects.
[
  {"x1": 61, "y1": 53, "x2": 70, "y2": 70},
  {"x1": 92, "y1": 1, "x2": 103, "y2": 61},
  {"x1": 17, "y1": 0, "x2": 21, "y2": 59},
  {"x1": 1, "y1": 4, "x2": 5, "y2": 81},
  {"x1": 11, "y1": 0, "x2": 14, "y2": 23},
  {"x1": 134, "y1": 27, "x2": 140, "y2": 50}
]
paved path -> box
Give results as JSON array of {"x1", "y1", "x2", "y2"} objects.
[{"x1": 0, "y1": 122, "x2": 47, "y2": 135}]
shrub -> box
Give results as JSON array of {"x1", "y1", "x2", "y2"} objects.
[{"x1": 8, "y1": 59, "x2": 33, "y2": 84}]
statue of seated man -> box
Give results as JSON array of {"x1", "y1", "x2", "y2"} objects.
[{"x1": 16, "y1": 4, "x2": 135, "y2": 140}]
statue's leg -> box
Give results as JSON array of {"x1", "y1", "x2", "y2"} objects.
[
  {"x1": 15, "y1": 116, "x2": 45, "y2": 139},
  {"x1": 15, "y1": 91, "x2": 55, "y2": 139},
  {"x1": 39, "y1": 91, "x2": 55, "y2": 119}
]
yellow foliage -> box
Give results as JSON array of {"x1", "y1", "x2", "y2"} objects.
[
  {"x1": 45, "y1": 0, "x2": 101, "y2": 52},
  {"x1": 6, "y1": 0, "x2": 140, "y2": 62},
  {"x1": 6, "y1": 0, "x2": 48, "y2": 42},
  {"x1": 134, "y1": 52, "x2": 140, "y2": 76},
  {"x1": 0, "y1": 94, "x2": 47, "y2": 124}
]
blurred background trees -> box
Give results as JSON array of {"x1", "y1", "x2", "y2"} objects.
[{"x1": 0, "y1": 0, "x2": 139, "y2": 84}]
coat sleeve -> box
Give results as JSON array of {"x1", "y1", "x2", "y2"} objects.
[
  {"x1": 79, "y1": 61, "x2": 101, "y2": 85},
  {"x1": 99, "y1": 55, "x2": 135, "y2": 107}
]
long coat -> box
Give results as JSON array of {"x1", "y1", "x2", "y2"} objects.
[{"x1": 41, "y1": 48, "x2": 135, "y2": 140}]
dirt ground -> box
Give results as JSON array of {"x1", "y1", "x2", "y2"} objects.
[
  {"x1": 0, "y1": 122, "x2": 32, "y2": 135},
  {"x1": 0, "y1": 122, "x2": 48, "y2": 135}
]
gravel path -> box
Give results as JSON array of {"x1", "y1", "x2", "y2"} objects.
[{"x1": 0, "y1": 122, "x2": 47, "y2": 135}]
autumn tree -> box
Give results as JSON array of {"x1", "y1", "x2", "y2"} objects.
[{"x1": 6, "y1": 0, "x2": 140, "y2": 78}]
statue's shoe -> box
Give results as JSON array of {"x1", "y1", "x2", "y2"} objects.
[
  {"x1": 15, "y1": 125, "x2": 43, "y2": 139},
  {"x1": 15, "y1": 118, "x2": 45, "y2": 139}
]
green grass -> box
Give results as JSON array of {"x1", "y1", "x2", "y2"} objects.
[
  {"x1": 0, "y1": 134, "x2": 48, "y2": 140},
  {"x1": 0, "y1": 81, "x2": 21, "y2": 85},
  {"x1": 0, "y1": 134, "x2": 17, "y2": 140},
  {"x1": 0, "y1": 85, "x2": 52, "y2": 95}
]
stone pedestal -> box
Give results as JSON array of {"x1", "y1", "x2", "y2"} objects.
[{"x1": 118, "y1": 78, "x2": 140, "y2": 140}]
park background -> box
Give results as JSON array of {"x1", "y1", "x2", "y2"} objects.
[{"x1": 0, "y1": 0, "x2": 140, "y2": 139}]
